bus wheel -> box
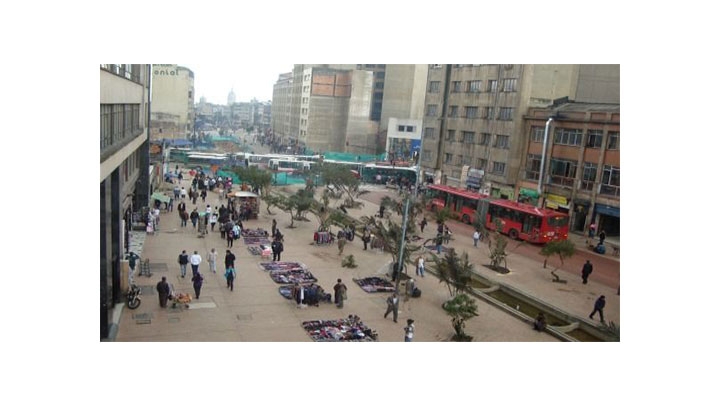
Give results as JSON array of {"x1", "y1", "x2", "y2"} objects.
[
  {"x1": 508, "y1": 229, "x2": 519, "y2": 240},
  {"x1": 461, "y1": 214, "x2": 470, "y2": 224}
]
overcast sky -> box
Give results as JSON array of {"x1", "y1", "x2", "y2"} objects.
[{"x1": 181, "y1": 62, "x2": 294, "y2": 105}]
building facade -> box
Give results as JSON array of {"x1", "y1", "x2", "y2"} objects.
[
  {"x1": 519, "y1": 100, "x2": 620, "y2": 236},
  {"x1": 386, "y1": 118, "x2": 422, "y2": 162},
  {"x1": 100, "y1": 64, "x2": 152, "y2": 339},
  {"x1": 419, "y1": 64, "x2": 620, "y2": 200},
  {"x1": 149, "y1": 64, "x2": 195, "y2": 140}
]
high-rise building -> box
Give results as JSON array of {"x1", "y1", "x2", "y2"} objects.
[
  {"x1": 272, "y1": 64, "x2": 433, "y2": 156},
  {"x1": 227, "y1": 88, "x2": 236, "y2": 105},
  {"x1": 149, "y1": 64, "x2": 195, "y2": 139},
  {"x1": 100, "y1": 64, "x2": 152, "y2": 339},
  {"x1": 419, "y1": 64, "x2": 620, "y2": 199}
]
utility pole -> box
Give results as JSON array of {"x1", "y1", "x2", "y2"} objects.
[{"x1": 394, "y1": 196, "x2": 411, "y2": 292}]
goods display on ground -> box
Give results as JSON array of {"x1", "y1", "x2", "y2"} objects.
[
  {"x1": 353, "y1": 276, "x2": 396, "y2": 293},
  {"x1": 302, "y1": 315, "x2": 377, "y2": 342}
]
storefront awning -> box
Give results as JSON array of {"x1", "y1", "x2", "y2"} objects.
[
  {"x1": 546, "y1": 194, "x2": 569, "y2": 209},
  {"x1": 519, "y1": 188, "x2": 540, "y2": 198}
]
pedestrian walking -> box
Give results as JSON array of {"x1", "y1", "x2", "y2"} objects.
[
  {"x1": 207, "y1": 248, "x2": 217, "y2": 273},
  {"x1": 581, "y1": 260, "x2": 593, "y2": 284},
  {"x1": 598, "y1": 230, "x2": 606, "y2": 245},
  {"x1": 271, "y1": 219, "x2": 277, "y2": 237},
  {"x1": 589, "y1": 295, "x2": 606, "y2": 323},
  {"x1": 435, "y1": 234, "x2": 443, "y2": 254},
  {"x1": 334, "y1": 279, "x2": 347, "y2": 308},
  {"x1": 473, "y1": 229, "x2": 481, "y2": 247},
  {"x1": 190, "y1": 208, "x2": 199, "y2": 229},
  {"x1": 156, "y1": 276, "x2": 170, "y2": 308},
  {"x1": 189, "y1": 250, "x2": 202, "y2": 276},
  {"x1": 210, "y1": 212, "x2": 218, "y2": 231},
  {"x1": 420, "y1": 217, "x2": 427, "y2": 233},
  {"x1": 337, "y1": 233, "x2": 346, "y2": 256},
  {"x1": 271, "y1": 239, "x2": 283, "y2": 261},
  {"x1": 178, "y1": 250, "x2": 189, "y2": 278},
  {"x1": 191, "y1": 272, "x2": 204, "y2": 299},
  {"x1": 416, "y1": 255, "x2": 425, "y2": 277},
  {"x1": 384, "y1": 293, "x2": 400, "y2": 322},
  {"x1": 227, "y1": 224, "x2": 235, "y2": 248},
  {"x1": 588, "y1": 222, "x2": 597, "y2": 239},
  {"x1": 173, "y1": 185, "x2": 181, "y2": 200},
  {"x1": 404, "y1": 319, "x2": 415, "y2": 342},
  {"x1": 225, "y1": 266, "x2": 236, "y2": 291},
  {"x1": 177, "y1": 201, "x2": 186, "y2": 214},
  {"x1": 224, "y1": 249, "x2": 236, "y2": 271}
]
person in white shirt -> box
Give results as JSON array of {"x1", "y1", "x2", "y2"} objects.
[
  {"x1": 416, "y1": 255, "x2": 425, "y2": 277},
  {"x1": 189, "y1": 251, "x2": 202, "y2": 276},
  {"x1": 207, "y1": 248, "x2": 217, "y2": 273},
  {"x1": 473, "y1": 230, "x2": 481, "y2": 247},
  {"x1": 404, "y1": 319, "x2": 415, "y2": 342}
]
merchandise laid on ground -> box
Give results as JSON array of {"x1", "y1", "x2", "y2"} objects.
[
  {"x1": 247, "y1": 245, "x2": 271, "y2": 256},
  {"x1": 278, "y1": 284, "x2": 332, "y2": 303},
  {"x1": 302, "y1": 315, "x2": 378, "y2": 342},
  {"x1": 269, "y1": 268, "x2": 317, "y2": 284},
  {"x1": 353, "y1": 276, "x2": 396, "y2": 293},
  {"x1": 244, "y1": 236, "x2": 271, "y2": 245},
  {"x1": 242, "y1": 228, "x2": 271, "y2": 245},
  {"x1": 258, "y1": 261, "x2": 306, "y2": 271},
  {"x1": 241, "y1": 228, "x2": 269, "y2": 237}
]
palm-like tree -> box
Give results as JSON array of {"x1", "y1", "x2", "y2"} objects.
[
  {"x1": 442, "y1": 293, "x2": 479, "y2": 341},
  {"x1": 431, "y1": 249, "x2": 474, "y2": 297}
]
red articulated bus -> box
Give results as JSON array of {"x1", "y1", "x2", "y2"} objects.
[
  {"x1": 481, "y1": 198, "x2": 569, "y2": 244},
  {"x1": 425, "y1": 184, "x2": 569, "y2": 244}
]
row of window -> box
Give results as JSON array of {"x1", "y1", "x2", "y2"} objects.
[
  {"x1": 426, "y1": 104, "x2": 514, "y2": 120},
  {"x1": 442, "y1": 153, "x2": 504, "y2": 174},
  {"x1": 100, "y1": 64, "x2": 144, "y2": 85},
  {"x1": 100, "y1": 104, "x2": 142, "y2": 152},
  {"x1": 531, "y1": 126, "x2": 619, "y2": 149},
  {"x1": 428, "y1": 78, "x2": 516, "y2": 94},
  {"x1": 524, "y1": 155, "x2": 620, "y2": 195},
  {"x1": 424, "y1": 128, "x2": 510, "y2": 149}
]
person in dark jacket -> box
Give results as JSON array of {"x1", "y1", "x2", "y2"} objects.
[
  {"x1": 224, "y1": 249, "x2": 236, "y2": 270},
  {"x1": 589, "y1": 295, "x2": 606, "y2": 323},
  {"x1": 598, "y1": 230, "x2": 606, "y2": 245},
  {"x1": 191, "y1": 272, "x2": 204, "y2": 299},
  {"x1": 156, "y1": 276, "x2": 170, "y2": 307},
  {"x1": 271, "y1": 240, "x2": 283, "y2": 261},
  {"x1": 581, "y1": 260, "x2": 593, "y2": 284},
  {"x1": 178, "y1": 250, "x2": 189, "y2": 278}
]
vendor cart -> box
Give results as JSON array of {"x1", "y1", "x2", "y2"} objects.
[{"x1": 229, "y1": 191, "x2": 260, "y2": 220}]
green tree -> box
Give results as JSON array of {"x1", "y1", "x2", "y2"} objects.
[
  {"x1": 275, "y1": 188, "x2": 314, "y2": 228},
  {"x1": 379, "y1": 195, "x2": 425, "y2": 236},
  {"x1": 442, "y1": 293, "x2": 479, "y2": 341},
  {"x1": 431, "y1": 249, "x2": 474, "y2": 297},
  {"x1": 319, "y1": 164, "x2": 368, "y2": 208},
  {"x1": 539, "y1": 239, "x2": 576, "y2": 283},
  {"x1": 360, "y1": 215, "x2": 421, "y2": 272}
]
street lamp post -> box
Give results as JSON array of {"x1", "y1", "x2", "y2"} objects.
[{"x1": 537, "y1": 117, "x2": 553, "y2": 207}]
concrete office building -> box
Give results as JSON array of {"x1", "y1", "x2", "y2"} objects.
[
  {"x1": 100, "y1": 64, "x2": 152, "y2": 339},
  {"x1": 419, "y1": 64, "x2": 620, "y2": 199},
  {"x1": 149, "y1": 64, "x2": 195, "y2": 140}
]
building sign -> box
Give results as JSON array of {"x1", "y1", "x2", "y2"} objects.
[
  {"x1": 466, "y1": 168, "x2": 483, "y2": 189},
  {"x1": 545, "y1": 194, "x2": 569, "y2": 209},
  {"x1": 594, "y1": 203, "x2": 620, "y2": 217},
  {"x1": 153, "y1": 64, "x2": 179, "y2": 76}
]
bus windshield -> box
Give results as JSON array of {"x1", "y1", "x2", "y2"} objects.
[{"x1": 547, "y1": 216, "x2": 569, "y2": 227}]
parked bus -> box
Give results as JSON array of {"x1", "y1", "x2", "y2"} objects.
[
  {"x1": 361, "y1": 163, "x2": 417, "y2": 186},
  {"x1": 481, "y1": 199, "x2": 569, "y2": 243},
  {"x1": 268, "y1": 158, "x2": 312, "y2": 173},
  {"x1": 425, "y1": 184, "x2": 568, "y2": 243}
]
